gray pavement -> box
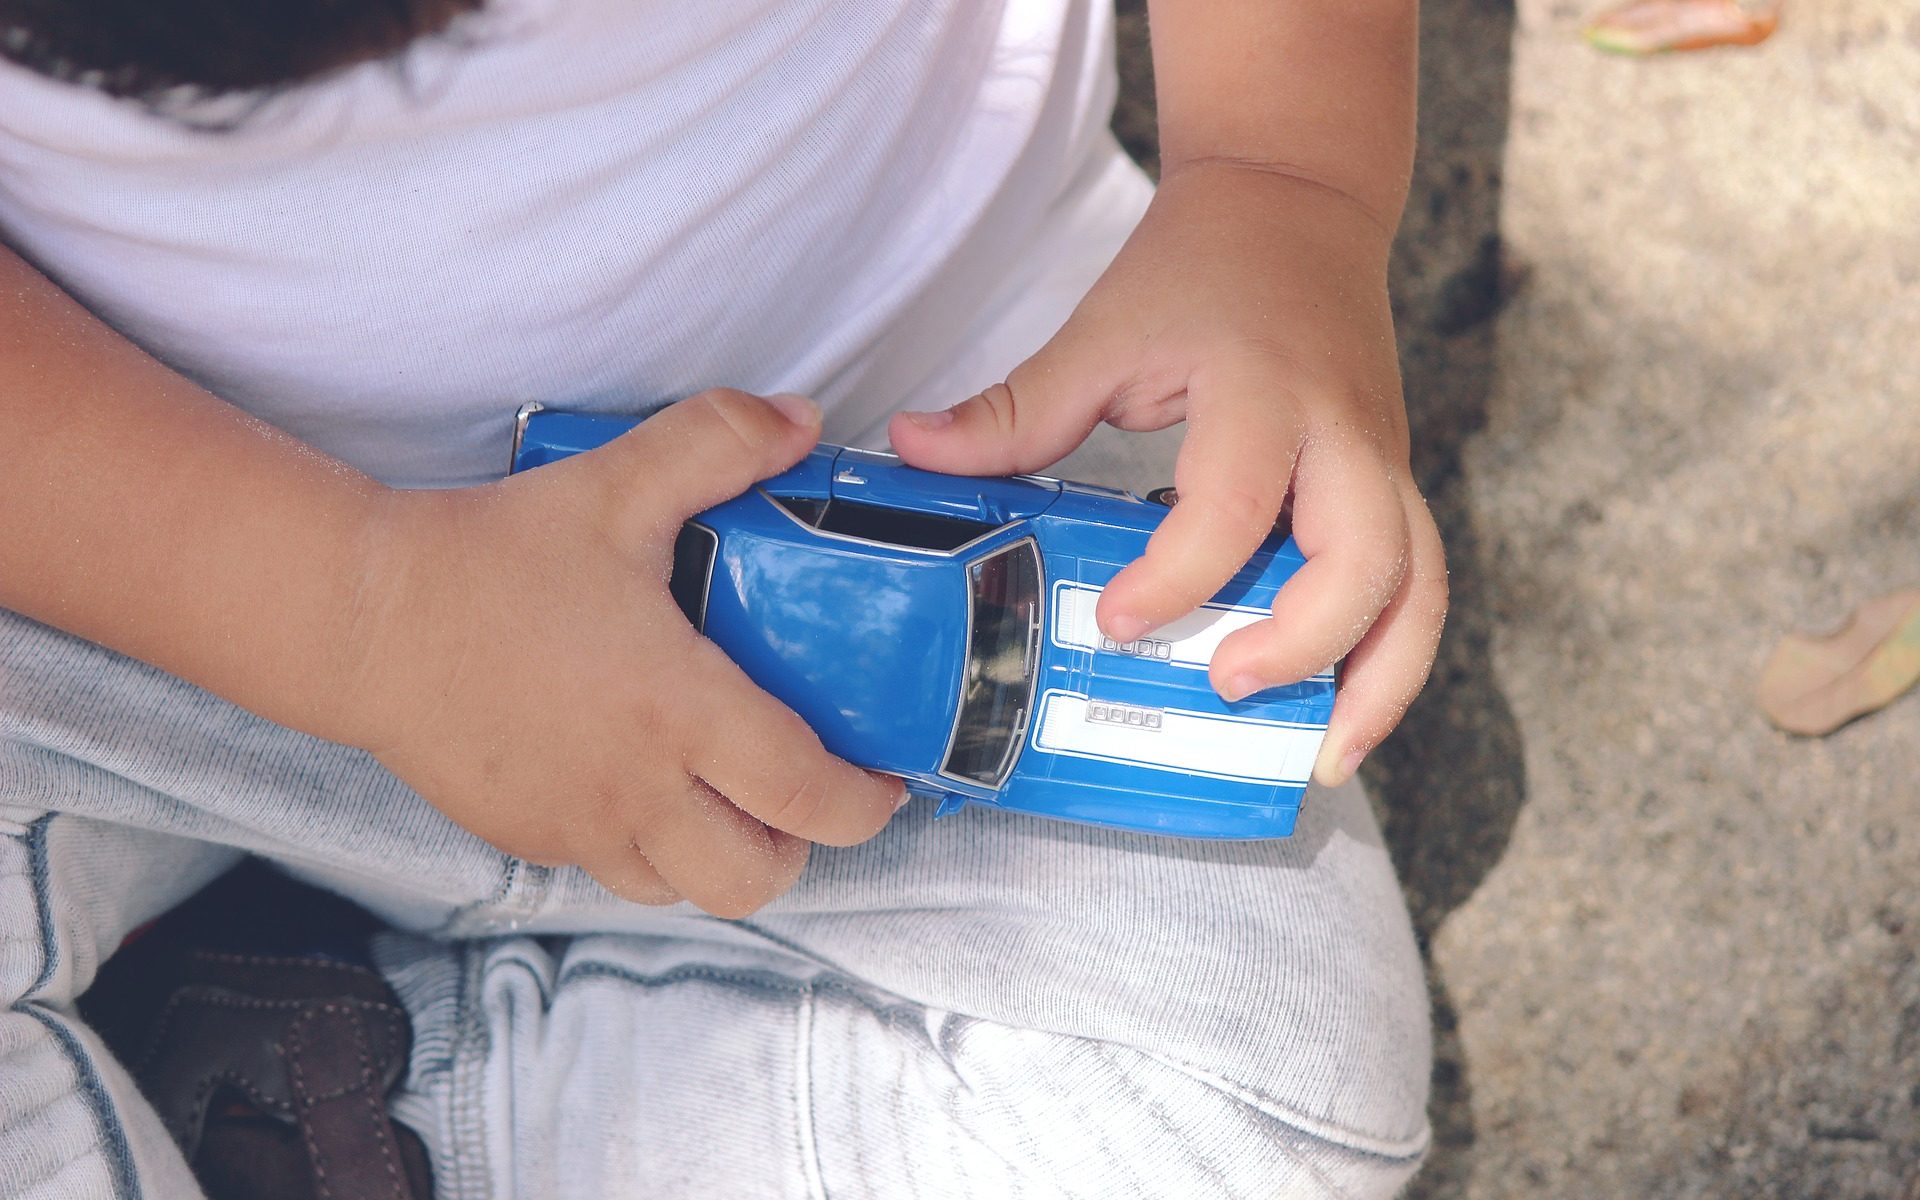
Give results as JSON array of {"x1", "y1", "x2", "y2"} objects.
[{"x1": 1111, "y1": 3, "x2": 1920, "y2": 1195}]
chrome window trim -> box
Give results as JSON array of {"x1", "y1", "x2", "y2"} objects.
[{"x1": 509, "y1": 401, "x2": 545, "y2": 472}]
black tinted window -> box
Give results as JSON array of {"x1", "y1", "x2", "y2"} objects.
[
  {"x1": 668, "y1": 524, "x2": 718, "y2": 633},
  {"x1": 771, "y1": 494, "x2": 997, "y2": 552}
]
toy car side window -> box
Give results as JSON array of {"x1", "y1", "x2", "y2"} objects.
[
  {"x1": 668, "y1": 523, "x2": 718, "y2": 633},
  {"x1": 771, "y1": 495, "x2": 828, "y2": 526},
  {"x1": 770, "y1": 494, "x2": 999, "y2": 553}
]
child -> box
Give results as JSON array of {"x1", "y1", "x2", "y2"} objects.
[{"x1": 0, "y1": 1, "x2": 1445, "y2": 1196}]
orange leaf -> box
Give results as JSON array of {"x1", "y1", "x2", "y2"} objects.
[
  {"x1": 1756, "y1": 589, "x2": 1920, "y2": 736},
  {"x1": 1584, "y1": 0, "x2": 1781, "y2": 55}
]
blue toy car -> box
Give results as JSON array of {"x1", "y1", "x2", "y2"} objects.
[{"x1": 510, "y1": 403, "x2": 1334, "y2": 839}]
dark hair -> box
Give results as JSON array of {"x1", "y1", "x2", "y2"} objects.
[{"x1": 0, "y1": 0, "x2": 482, "y2": 105}]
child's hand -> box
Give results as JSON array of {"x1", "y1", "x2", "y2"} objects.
[
  {"x1": 333, "y1": 390, "x2": 904, "y2": 918},
  {"x1": 890, "y1": 163, "x2": 1446, "y2": 786}
]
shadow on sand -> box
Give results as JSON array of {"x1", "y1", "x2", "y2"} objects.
[
  {"x1": 1115, "y1": 2, "x2": 1529, "y2": 1192},
  {"x1": 1376, "y1": 2, "x2": 1527, "y2": 1192}
]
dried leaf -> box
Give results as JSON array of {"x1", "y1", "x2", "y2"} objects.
[
  {"x1": 1757, "y1": 589, "x2": 1920, "y2": 736},
  {"x1": 1584, "y1": 0, "x2": 1781, "y2": 55}
]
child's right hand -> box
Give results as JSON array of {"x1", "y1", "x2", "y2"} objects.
[
  {"x1": 327, "y1": 390, "x2": 905, "y2": 918},
  {"x1": 0, "y1": 248, "x2": 891, "y2": 916}
]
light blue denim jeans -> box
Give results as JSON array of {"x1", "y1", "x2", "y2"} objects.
[{"x1": 2, "y1": 596, "x2": 1430, "y2": 1200}]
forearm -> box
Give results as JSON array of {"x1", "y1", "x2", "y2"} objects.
[
  {"x1": 1145, "y1": 0, "x2": 1418, "y2": 234},
  {"x1": 0, "y1": 244, "x2": 387, "y2": 742}
]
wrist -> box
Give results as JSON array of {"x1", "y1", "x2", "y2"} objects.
[
  {"x1": 311, "y1": 484, "x2": 465, "y2": 757},
  {"x1": 1156, "y1": 154, "x2": 1403, "y2": 249},
  {"x1": 189, "y1": 473, "x2": 405, "y2": 749},
  {"x1": 1144, "y1": 159, "x2": 1402, "y2": 283}
]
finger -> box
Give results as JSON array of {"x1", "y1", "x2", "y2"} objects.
[
  {"x1": 1095, "y1": 374, "x2": 1306, "y2": 644},
  {"x1": 1312, "y1": 488, "x2": 1447, "y2": 786},
  {"x1": 678, "y1": 638, "x2": 905, "y2": 847},
  {"x1": 580, "y1": 840, "x2": 683, "y2": 907},
  {"x1": 1206, "y1": 439, "x2": 1410, "y2": 697},
  {"x1": 629, "y1": 778, "x2": 813, "y2": 918},
  {"x1": 888, "y1": 315, "x2": 1128, "y2": 476},
  {"x1": 599, "y1": 388, "x2": 823, "y2": 525}
]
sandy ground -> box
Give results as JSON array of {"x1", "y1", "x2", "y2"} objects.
[{"x1": 1113, "y1": 2, "x2": 1920, "y2": 1196}]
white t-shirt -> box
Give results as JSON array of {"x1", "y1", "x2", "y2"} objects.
[{"x1": 0, "y1": 0, "x2": 1117, "y2": 487}]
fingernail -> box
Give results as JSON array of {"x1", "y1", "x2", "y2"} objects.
[
  {"x1": 902, "y1": 408, "x2": 955, "y2": 431},
  {"x1": 871, "y1": 772, "x2": 911, "y2": 811},
  {"x1": 1105, "y1": 614, "x2": 1149, "y2": 644},
  {"x1": 765, "y1": 393, "x2": 820, "y2": 426},
  {"x1": 1222, "y1": 673, "x2": 1265, "y2": 703},
  {"x1": 1311, "y1": 739, "x2": 1366, "y2": 787}
]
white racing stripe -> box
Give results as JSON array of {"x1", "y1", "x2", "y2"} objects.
[
  {"x1": 1051, "y1": 582, "x2": 1335, "y2": 681},
  {"x1": 1032, "y1": 690, "x2": 1323, "y2": 785}
]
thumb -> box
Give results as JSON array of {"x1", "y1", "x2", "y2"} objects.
[
  {"x1": 889, "y1": 320, "x2": 1122, "y2": 476},
  {"x1": 580, "y1": 389, "x2": 821, "y2": 542}
]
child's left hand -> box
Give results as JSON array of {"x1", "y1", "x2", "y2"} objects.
[{"x1": 890, "y1": 161, "x2": 1446, "y2": 787}]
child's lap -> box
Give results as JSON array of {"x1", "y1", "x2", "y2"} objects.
[
  {"x1": 2, "y1": 597, "x2": 1431, "y2": 1196},
  {"x1": 378, "y1": 886, "x2": 1428, "y2": 1198}
]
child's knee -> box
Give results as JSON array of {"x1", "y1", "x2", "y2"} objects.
[
  {"x1": 809, "y1": 990, "x2": 1429, "y2": 1200},
  {"x1": 954, "y1": 1015, "x2": 1427, "y2": 1200}
]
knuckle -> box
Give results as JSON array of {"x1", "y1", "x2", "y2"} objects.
[
  {"x1": 613, "y1": 871, "x2": 680, "y2": 908},
  {"x1": 1204, "y1": 480, "x2": 1282, "y2": 538},
  {"x1": 591, "y1": 842, "x2": 679, "y2": 906},
  {"x1": 715, "y1": 845, "x2": 810, "y2": 919},
  {"x1": 1407, "y1": 502, "x2": 1449, "y2": 599},
  {"x1": 1224, "y1": 331, "x2": 1309, "y2": 374},
  {"x1": 777, "y1": 833, "x2": 813, "y2": 874},
  {"x1": 764, "y1": 764, "x2": 832, "y2": 834},
  {"x1": 974, "y1": 382, "x2": 1022, "y2": 441},
  {"x1": 702, "y1": 891, "x2": 768, "y2": 920},
  {"x1": 1253, "y1": 633, "x2": 1324, "y2": 682},
  {"x1": 1366, "y1": 542, "x2": 1411, "y2": 605},
  {"x1": 587, "y1": 449, "x2": 678, "y2": 546},
  {"x1": 707, "y1": 858, "x2": 799, "y2": 918},
  {"x1": 560, "y1": 781, "x2": 631, "y2": 861},
  {"x1": 1359, "y1": 687, "x2": 1420, "y2": 746},
  {"x1": 685, "y1": 389, "x2": 769, "y2": 457},
  {"x1": 1348, "y1": 525, "x2": 1414, "y2": 605},
  {"x1": 1419, "y1": 561, "x2": 1451, "y2": 619},
  {"x1": 1125, "y1": 553, "x2": 1207, "y2": 621}
]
